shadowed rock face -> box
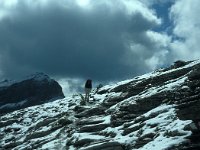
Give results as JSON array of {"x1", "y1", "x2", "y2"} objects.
[
  {"x1": 0, "y1": 73, "x2": 64, "y2": 114},
  {"x1": 1, "y1": 60, "x2": 200, "y2": 150}
]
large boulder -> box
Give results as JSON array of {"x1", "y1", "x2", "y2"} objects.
[{"x1": 0, "y1": 73, "x2": 64, "y2": 114}]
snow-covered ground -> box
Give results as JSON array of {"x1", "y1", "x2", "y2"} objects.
[{"x1": 1, "y1": 60, "x2": 200, "y2": 150}]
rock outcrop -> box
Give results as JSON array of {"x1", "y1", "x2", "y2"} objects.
[
  {"x1": 0, "y1": 73, "x2": 64, "y2": 114},
  {"x1": 0, "y1": 60, "x2": 200, "y2": 150}
]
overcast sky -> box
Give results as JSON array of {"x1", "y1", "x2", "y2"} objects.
[{"x1": 0, "y1": 0, "x2": 200, "y2": 95}]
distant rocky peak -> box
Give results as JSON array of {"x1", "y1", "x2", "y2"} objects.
[
  {"x1": 0, "y1": 72, "x2": 52, "y2": 88},
  {"x1": 25, "y1": 72, "x2": 52, "y2": 82},
  {"x1": 0, "y1": 72, "x2": 64, "y2": 114}
]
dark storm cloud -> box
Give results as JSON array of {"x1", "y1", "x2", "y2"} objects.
[{"x1": 0, "y1": 0, "x2": 163, "y2": 81}]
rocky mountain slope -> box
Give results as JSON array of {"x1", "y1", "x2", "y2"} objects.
[
  {"x1": 1, "y1": 60, "x2": 200, "y2": 150},
  {"x1": 0, "y1": 73, "x2": 65, "y2": 114}
]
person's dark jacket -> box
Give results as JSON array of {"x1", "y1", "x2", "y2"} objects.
[{"x1": 85, "y1": 79, "x2": 92, "y2": 89}]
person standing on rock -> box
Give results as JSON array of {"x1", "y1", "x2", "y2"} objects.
[{"x1": 85, "y1": 79, "x2": 92, "y2": 102}]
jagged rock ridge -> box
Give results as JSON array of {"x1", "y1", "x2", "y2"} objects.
[
  {"x1": 0, "y1": 72, "x2": 65, "y2": 114},
  {"x1": 0, "y1": 60, "x2": 200, "y2": 150}
]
